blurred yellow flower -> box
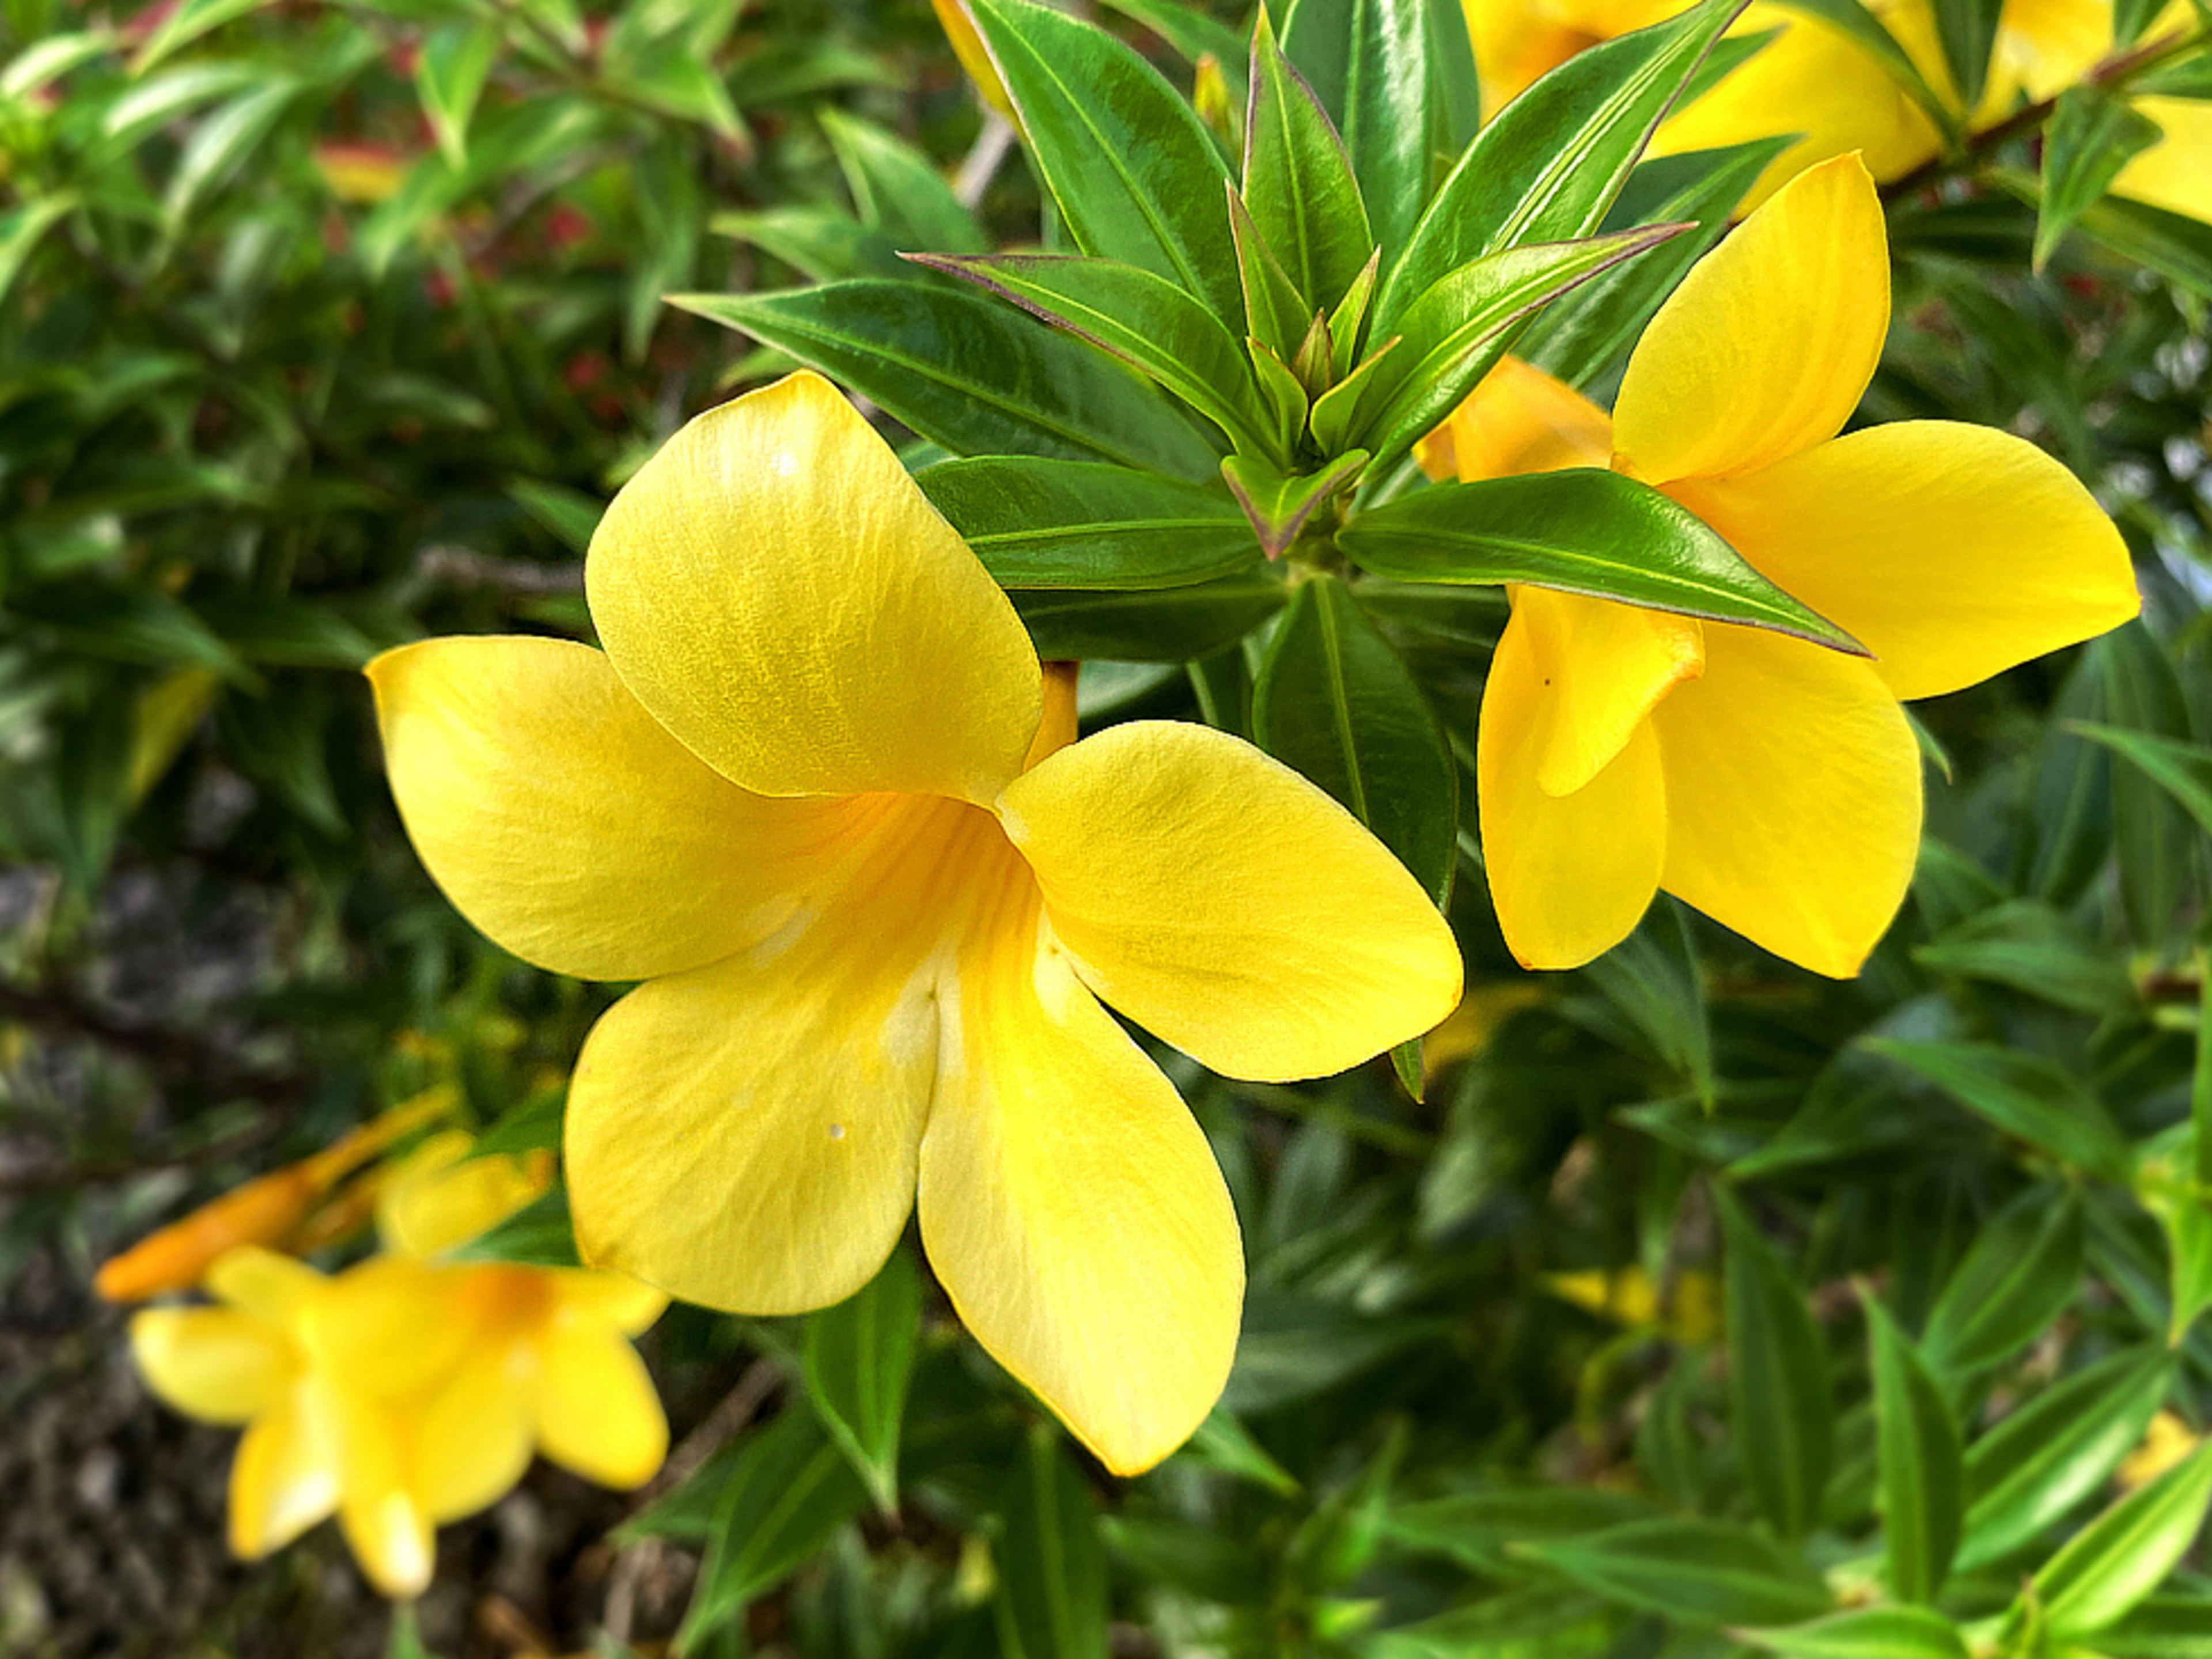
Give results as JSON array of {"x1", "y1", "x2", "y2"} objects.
[
  {"x1": 1420, "y1": 156, "x2": 2135, "y2": 976},
  {"x1": 1464, "y1": 0, "x2": 2212, "y2": 219},
  {"x1": 2120, "y1": 1408, "x2": 2201, "y2": 1488},
  {"x1": 127, "y1": 1135, "x2": 666, "y2": 1599},
  {"x1": 1546, "y1": 1265, "x2": 1722, "y2": 1342},
  {"x1": 370, "y1": 369, "x2": 1462, "y2": 1474}
]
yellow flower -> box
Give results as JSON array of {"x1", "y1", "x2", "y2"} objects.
[
  {"x1": 128, "y1": 1137, "x2": 668, "y2": 1599},
  {"x1": 368, "y1": 370, "x2": 1463, "y2": 1474},
  {"x1": 1464, "y1": 0, "x2": 2212, "y2": 220},
  {"x1": 1420, "y1": 156, "x2": 2136, "y2": 977}
]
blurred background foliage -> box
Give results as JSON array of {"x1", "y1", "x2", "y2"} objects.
[{"x1": 5, "y1": 0, "x2": 2212, "y2": 1656}]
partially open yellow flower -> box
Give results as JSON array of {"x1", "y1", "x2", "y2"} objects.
[
  {"x1": 1420, "y1": 156, "x2": 2136, "y2": 976},
  {"x1": 369, "y1": 370, "x2": 1462, "y2": 1474},
  {"x1": 128, "y1": 1137, "x2": 668, "y2": 1599},
  {"x1": 1465, "y1": 0, "x2": 2212, "y2": 219}
]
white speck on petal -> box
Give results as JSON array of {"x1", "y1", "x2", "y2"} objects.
[{"x1": 828, "y1": 1123, "x2": 846, "y2": 1141}]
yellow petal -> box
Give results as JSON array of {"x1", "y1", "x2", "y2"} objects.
[
  {"x1": 932, "y1": 0, "x2": 1018, "y2": 122},
  {"x1": 370, "y1": 634, "x2": 854, "y2": 982},
  {"x1": 206, "y1": 1245, "x2": 324, "y2": 1325},
  {"x1": 377, "y1": 1130, "x2": 552, "y2": 1259},
  {"x1": 1985, "y1": 0, "x2": 2109, "y2": 104},
  {"x1": 1650, "y1": 624, "x2": 1921, "y2": 977},
  {"x1": 334, "y1": 1392, "x2": 437, "y2": 1599},
  {"x1": 229, "y1": 1379, "x2": 343, "y2": 1558},
  {"x1": 1510, "y1": 585, "x2": 1705, "y2": 797},
  {"x1": 1670, "y1": 423, "x2": 2137, "y2": 703},
  {"x1": 1613, "y1": 153, "x2": 1890, "y2": 484},
  {"x1": 533, "y1": 1305, "x2": 669, "y2": 1489},
  {"x1": 998, "y1": 721, "x2": 1462, "y2": 1084},
  {"x1": 130, "y1": 1306, "x2": 294, "y2": 1423},
  {"x1": 918, "y1": 920, "x2": 1242, "y2": 1475},
  {"x1": 1478, "y1": 604, "x2": 1668, "y2": 969},
  {"x1": 549, "y1": 1270, "x2": 669, "y2": 1338},
  {"x1": 301, "y1": 1257, "x2": 473, "y2": 1402},
  {"x1": 1650, "y1": 3, "x2": 1942, "y2": 209},
  {"x1": 1418, "y1": 355, "x2": 1615, "y2": 485},
  {"x1": 410, "y1": 1332, "x2": 538, "y2": 1523},
  {"x1": 2114, "y1": 99, "x2": 2212, "y2": 225},
  {"x1": 585, "y1": 371, "x2": 1043, "y2": 805}
]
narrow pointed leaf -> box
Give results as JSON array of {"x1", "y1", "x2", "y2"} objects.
[
  {"x1": 912, "y1": 253, "x2": 1277, "y2": 454},
  {"x1": 416, "y1": 20, "x2": 501, "y2": 168},
  {"x1": 2036, "y1": 88, "x2": 2164, "y2": 271},
  {"x1": 673, "y1": 283, "x2": 1221, "y2": 478},
  {"x1": 916, "y1": 456, "x2": 1258, "y2": 588},
  {"x1": 1921, "y1": 1184, "x2": 2084, "y2": 1377},
  {"x1": 1328, "y1": 247, "x2": 1380, "y2": 374},
  {"x1": 801, "y1": 1248, "x2": 923, "y2": 1513},
  {"x1": 1248, "y1": 335, "x2": 1311, "y2": 453},
  {"x1": 995, "y1": 1429, "x2": 1108, "y2": 1659},
  {"x1": 1309, "y1": 339, "x2": 1400, "y2": 452},
  {"x1": 1915, "y1": 899, "x2": 2135, "y2": 1018},
  {"x1": 1933, "y1": 0, "x2": 2003, "y2": 113},
  {"x1": 2071, "y1": 723, "x2": 2212, "y2": 843},
  {"x1": 1958, "y1": 1346, "x2": 2175, "y2": 1571},
  {"x1": 1338, "y1": 468, "x2": 1866, "y2": 649},
  {"x1": 967, "y1": 0, "x2": 1240, "y2": 319},
  {"x1": 821, "y1": 107, "x2": 987, "y2": 254},
  {"x1": 1864, "y1": 1295, "x2": 1963, "y2": 1604},
  {"x1": 1862, "y1": 1039, "x2": 2131, "y2": 1182},
  {"x1": 1279, "y1": 0, "x2": 1438, "y2": 256},
  {"x1": 1229, "y1": 184, "x2": 1313, "y2": 361},
  {"x1": 1736, "y1": 1607, "x2": 1969, "y2": 1659},
  {"x1": 1516, "y1": 1517, "x2": 1831, "y2": 1627},
  {"x1": 1252, "y1": 574, "x2": 1457, "y2": 908},
  {"x1": 1222, "y1": 450, "x2": 1368, "y2": 558},
  {"x1": 2097, "y1": 623, "x2": 2198, "y2": 946},
  {"x1": 2097, "y1": 1596, "x2": 2212, "y2": 1656},
  {"x1": 1715, "y1": 1186, "x2": 1833, "y2": 1540},
  {"x1": 1374, "y1": 0, "x2": 1740, "y2": 334},
  {"x1": 1245, "y1": 7, "x2": 1374, "y2": 313},
  {"x1": 2029, "y1": 1440, "x2": 2212, "y2": 1640}
]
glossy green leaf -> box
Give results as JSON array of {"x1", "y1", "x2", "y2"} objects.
[
  {"x1": 673, "y1": 282, "x2": 1221, "y2": 478},
  {"x1": 1229, "y1": 185, "x2": 1315, "y2": 363},
  {"x1": 1245, "y1": 7, "x2": 1374, "y2": 313},
  {"x1": 968, "y1": 0, "x2": 1241, "y2": 319},
  {"x1": 2071, "y1": 722, "x2": 2212, "y2": 843},
  {"x1": 820, "y1": 107, "x2": 986, "y2": 255},
  {"x1": 1374, "y1": 0, "x2": 1739, "y2": 334},
  {"x1": 1516, "y1": 1517, "x2": 1831, "y2": 1627},
  {"x1": 1921, "y1": 1184, "x2": 2084, "y2": 1377},
  {"x1": 1097, "y1": 0, "x2": 1251, "y2": 69},
  {"x1": 1280, "y1": 0, "x2": 1439, "y2": 257},
  {"x1": 912, "y1": 253, "x2": 1275, "y2": 454},
  {"x1": 1221, "y1": 449, "x2": 1366, "y2": 556},
  {"x1": 2028, "y1": 1440, "x2": 2212, "y2": 1640},
  {"x1": 1012, "y1": 571, "x2": 1287, "y2": 661},
  {"x1": 802, "y1": 1247, "x2": 923, "y2": 1513},
  {"x1": 1520, "y1": 138, "x2": 1792, "y2": 390},
  {"x1": 1933, "y1": 0, "x2": 2003, "y2": 113},
  {"x1": 1715, "y1": 1187, "x2": 1834, "y2": 1539},
  {"x1": 1863, "y1": 1295, "x2": 1963, "y2": 1603},
  {"x1": 713, "y1": 205, "x2": 906, "y2": 282},
  {"x1": 1862, "y1": 1039, "x2": 2131, "y2": 1182},
  {"x1": 2036, "y1": 87, "x2": 2164, "y2": 270},
  {"x1": 994, "y1": 1428, "x2": 1108, "y2": 1659},
  {"x1": 2098, "y1": 623, "x2": 2198, "y2": 946},
  {"x1": 1914, "y1": 899, "x2": 2135, "y2": 1018},
  {"x1": 2098, "y1": 1596, "x2": 2212, "y2": 1657},
  {"x1": 1338, "y1": 468, "x2": 1864, "y2": 649},
  {"x1": 917, "y1": 455, "x2": 1257, "y2": 588},
  {"x1": 1737, "y1": 1607, "x2": 1970, "y2": 1659},
  {"x1": 677, "y1": 1409, "x2": 872, "y2": 1647},
  {"x1": 416, "y1": 20, "x2": 499, "y2": 168},
  {"x1": 1253, "y1": 574, "x2": 1457, "y2": 909},
  {"x1": 1353, "y1": 226, "x2": 1681, "y2": 468}
]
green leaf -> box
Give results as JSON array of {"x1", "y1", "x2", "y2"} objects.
[
  {"x1": 9, "y1": 585, "x2": 253, "y2": 685},
  {"x1": 1350, "y1": 226, "x2": 1683, "y2": 469},
  {"x1": 1861, "y1": 1039, "x2": 2131, "y2": 1182},
  {"x1": 802, "y1": 1248, "x2": 922, "y2": 1513},
  {"x1": 0, "y1": 194, "x2": 77, "y2": 309},
  {"x1": 1921, "y1": 1185, "x2": 2084, "y2": 1377},
  {"x1": 164, "y1": 80, "x2": 302, "y2": 230},
  {"x1": 416, "y1": 19, "x2": 501, "y2": 168},
  {"x1": 448, "y1": 1187, "x2": 581, "y2": 1267},
  {"x1": 507, "y1": 479, "x2": 604, "y2": 555},
  {"x1": 1374, "y1": 0, "x2": 1740, "y2": 334},
  {"x1": 1736, "y1": 1607, "x2": 1969, "y2": 1659},
  {"x1": 130, "y1": 0, "x2": 276, "y2": 74},
  {"x1": 2062, "y1": 187, "x2": 2212, "y2": 304},
  {"x1": 819, "y1": 107, "x2": 987, "y2": 255},
  {"x1": 2036, "y1": 86, "x2": 2164, "y2": 270},
  {"x1": 1368, "y1": 1589, "x2": 1620, "y2": 1659},
  {"x1": 191, "y1": 592, "x2": 376, "y2": 670},
  {"x1": 1252, "y1": 574, "x2": 1457, "y2": 909},
  {"x1": 713, "y1": 206, "x2": 906, "y2": 282},
  {"x1": 994, "y1": 1428, "x2": 1108, "y2": 1659},
  {"x1": 1932, "y1": 0, "x2": 2003, "y2": 113},
  {"x1": 2071, "y1": 722, "x2": 2212, "y2": 843},
  {"x1": 1519, "y1": 138, "x2": 1792, "y2": 389},
  {"x1": 1339, "y1": 468, "x2": 1865, "y2": 649},
  {"x1": 1181, "y1": 1407, "x2": 1301, "y2": 1495},
  {"x1": 912, "y1": 253, "x2": 1275, "y2": 454},
  {"x1": 1914, "y1": 899, "x2": 2135, "y2": 1018},
  {"x1": 917, "y1": 456, "x2": 1257, "y2": 588},
  {"x1": 1516, "y1": 1517, "x2": 1831, "y2": 1627},
  {"x1": 677, "y1": 1410, "x2": 872, "y2": 1648},
  {"x1": 2097, "y1": 1596, "x2": 2212, "y2": 1657},
  {"x1": 1103, "y1": 1516, "x2": 1267, "y2": 1604},
  {"x1": 1767, "y1": 0, "x2": 1955, "y2": 132},
  {"x1": 1229, "y1": 185, "x2": 1314, "y2": 363},
  {"x1": 673, "y1": 283, "x2": 1221, "y2": 478},
  {"x1": 1279, "y1": 0, "x2": 1440, "y2": 258},
  {"x1": 1011, "y1": 571, "x2": 1287, "y2": 661},
  {"x1": 1096, "y1": 0, "x2": 1252, "y2": 69},
  {"x1": 1328, "y1": 247, "x2": 1380, "y2": 373},
  {"x1": 968, "y1": 0, "x2": 1240, "y2": 320},
  {"x1": 1715, "y1": 1187, "x2": 1834, "y2": 1539},
  {"x1": 2028, "y1": 1439, "x2": 2212, "y2": 1640},
  {"x1": 2098, "y1": 622, "x2": 2199, "y2": 946},
  {"x1": 1245, "y1": 7, "x2": 1374, "y2": 314},
  {"x1": 1, "y1": 31, "x2": 112, "y2": 101},
  {"x1": 1957, "y1": 1345, "x2": 2175, "y2": 1571},
  {"x1": 1248, "y1": 334, "x2": 1312, "y2": 454},
  {"x1": 1863, "y1": 1294, "x2": 1963, "y2": 1604},
  {"x1": 1221, "y1": 449, "x2": 1367, "y2": 557},
  {"x1": 1390, "y1": 1487, "x2": 1658, "y2": 1573},
  {"x1": 468, "y1": 1090, "x2": 564, "y2": 1160}
]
